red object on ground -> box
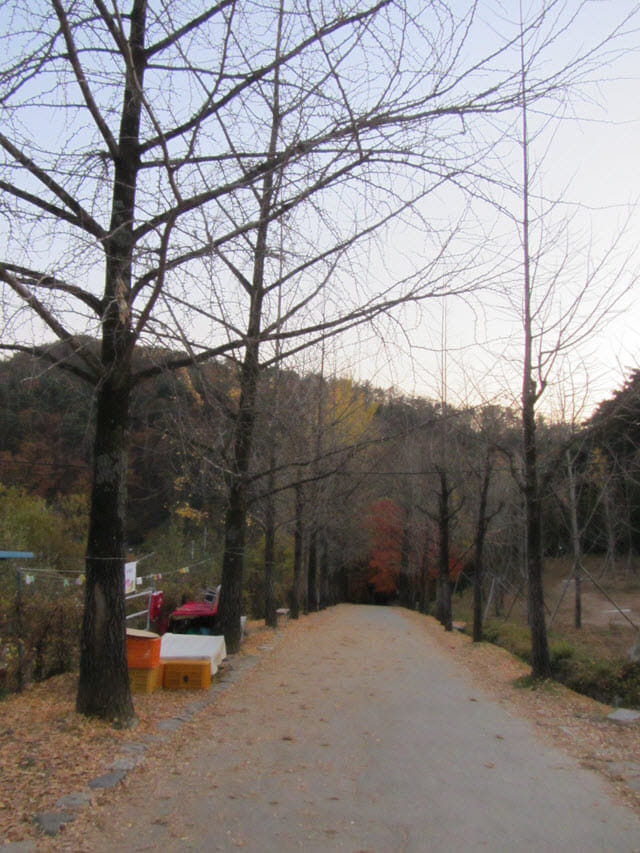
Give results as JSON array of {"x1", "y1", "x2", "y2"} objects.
[{"x1": 169, "y1": 600, "x2": 218, "y2": 620}]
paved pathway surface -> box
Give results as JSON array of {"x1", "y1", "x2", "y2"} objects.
[{"x1": 58, "y1": 605, "x2": 640, "y2": 852}]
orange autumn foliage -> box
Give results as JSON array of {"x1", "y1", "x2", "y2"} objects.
[
  {"x1": 366, "y1": 498, "x2": 464, "y2": 600},
  {"x1": 366, "y1": 498, "x2": 404, "y2": 597}
]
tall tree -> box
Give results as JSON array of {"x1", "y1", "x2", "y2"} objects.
[
  {"x1": 510, "y1": 2, "x2": 635, "y2": 675},
  {"x1": 0, "y1": 2, "x2": 282, "y2": 720},
  {"x1": 2, "y1": 1, "x2": 619, "y2": 714}
]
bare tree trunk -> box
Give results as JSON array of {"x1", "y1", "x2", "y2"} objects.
[
  {"x1": 601, "y1": 475, "x2": 617, "y2": 575},
  {"x1": 307, "y1": 529, "x2": 318, "y2": 612},
  {"x1": 566, "y1": 450, "x2": 582, "y2": 629},
  {"x1": 399, "y1": 516, "x2": 412, "y2": 608},
  {"x1": 218, "y1": 5, "x2": 283, "y2": 652},
  {"x1": 520, "y1": 24, "x2": 551, "y2": 678},
  {"x1": 522, "y1": 359, "x2": 551, "y2": 675},
  {"x1": 623, "y1": 479, "x2": 636, "y2": 576},
  {"x1": 418, "y1": 519, "x2": 430, "y2": 614},
  {"x1": 77, "y1": 375, "x2": 134, "y2": 721},
  {"x1": 291, "y1": 483, "x2": 304, "y2": 619},
  {"x1": 219, "y1": 339, "x2": 261, "y2": 652},
  {"x1": 319, "y1": 533, "x2": 329, "y2": 609},
  {"x1": 264, "y1": 473, "x2": 277, "y2": 629},
  {"x1": 473, "y1": 449, "x2": 494, "y2": 643},
  {"x1": 76, "y1": 0, "x2": 147, "y2": 721},
  {"x1": 435, "y1": 470, "x2": 453, "y2": 631}
]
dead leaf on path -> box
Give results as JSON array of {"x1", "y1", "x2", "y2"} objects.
[{"x1": 0, "y1": 623, "x2": 274, "y2": 846}]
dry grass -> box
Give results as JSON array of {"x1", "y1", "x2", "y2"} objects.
[
  {"x1": 0, "y1": 621, "x2": 273, "y2": 846},
  {"x1": 455, "y1": 555, "x2": 640, "y2": 662}
]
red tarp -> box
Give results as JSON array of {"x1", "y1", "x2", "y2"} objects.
[{"x1": 169, "y1": 600, "x2": 218, "y2": 620}]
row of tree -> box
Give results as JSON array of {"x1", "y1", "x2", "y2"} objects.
[
  {"x1": 1, "y1": 2, "x2": 637, "y2": 720},
  {"x1": 2, "y1": 344, "x2": 639, "y2": 639}
]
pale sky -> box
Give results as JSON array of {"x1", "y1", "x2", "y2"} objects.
[{"x1": 344, "y1": 1, "x2": 640, "y2": 420}]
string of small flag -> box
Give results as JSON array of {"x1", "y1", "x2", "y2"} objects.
[{"x1": 15, "y1": 556, "x2": 212, "y2": 587}]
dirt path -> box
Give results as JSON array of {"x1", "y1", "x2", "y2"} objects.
[{"x1": 43, "y1": 605, "x2": 640, "y2": 853}]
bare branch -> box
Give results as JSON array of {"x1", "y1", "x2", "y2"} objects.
[
  {"x1": 0, "y1": 263, "x2": 103, "y2": 314},
  {"x1": 145, "y1": 1, "x2": 234, "y2": 59},
  {"x1": 51, "y1": 0, "x2": 119, "y2": 160},
  {"x1": 0, "y1": 136, "x2": 106, "y2": 239},
  {"x1": 0, "y1": 265, "x2": 103, "y2": 378}
]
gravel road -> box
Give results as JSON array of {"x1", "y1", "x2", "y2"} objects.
[{"x1": 54, "y1": 605, "x2": 640, "y2": 852}]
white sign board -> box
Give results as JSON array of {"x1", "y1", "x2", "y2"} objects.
[{"x1": 124, "y1": 561, "x2": 137, "y2": 595}]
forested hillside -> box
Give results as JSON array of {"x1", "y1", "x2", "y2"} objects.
[
  {"x1": 3, "y1": 341, "x2": 640, "y2": 704},
  {"x1": 2, "y1": 345, "x2": 639, "y2": 610}
]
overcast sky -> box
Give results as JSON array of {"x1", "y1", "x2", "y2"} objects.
[{"x1": 343, "y1": 1, "x2": 640, "y2": 420}]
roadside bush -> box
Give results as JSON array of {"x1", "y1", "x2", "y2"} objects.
[
  {"x1": 617, "y1": 661, "x2": 640, "y2": 708},
  {"x1": 482, "y1": 619, "x2": 531, "y2": 662},
  {"x1": 454, "y1": 572, "x2": 640, "y2": 709},
  {"x1": 548, "y1": 640, "x2": 576, "y2": 681},
  {"x1": 26, "y1": 596, "x2": 83, "y2": 682},
  {"x1": 553, "y1": 653, "x2": 622, "y2": 705},
  {"x1": 1, "y1": 586, "x2": 83, "y2": 695},
  {"x1": 480, "y1": 619, "x2": 639, "y2": 709}
]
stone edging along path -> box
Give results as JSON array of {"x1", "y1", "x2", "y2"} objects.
[{"x1": 0, "y1": 646, "x2": 270, "y2": 851}]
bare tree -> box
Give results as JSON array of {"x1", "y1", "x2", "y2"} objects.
[
  {"x1": 434, "y1": 468, "x2": 454, "y2": 630},
  {"x1": 207, "y1": 2, "x2": 521, "y2": 649},
  {"x1": 1, "y1": 1, "x2": 243, "y2": 721},
  {"x1": 510, "y1": 2, "x2": 637, "y2": 677},
  {"x1": 2, "y1": 1, "x2": 619, "y2": 716},
  {"x1": 470, "y1": 417, "x2": 505, "y2": 643}
]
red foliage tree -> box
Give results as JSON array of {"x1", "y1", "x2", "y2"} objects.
[{"x1": 366, "y1": 498, "x2": 404, "y2": 600}]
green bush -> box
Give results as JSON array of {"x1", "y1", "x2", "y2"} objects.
[
  {"x1": 554, "y1": 655, "x2": 622, "y2": 706},
  {"x1": 619, "y1": 662, "x2": 640, "y2": 707},
  {"x1": 548, "y1": 640, "x2": 576, "y2": 681},
  {"x1": 479, "y1": 618, "x2": 639, "y2": 709},
  {"x1": 483, "y1": 619, "x2": 531, "y2": 663}
]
